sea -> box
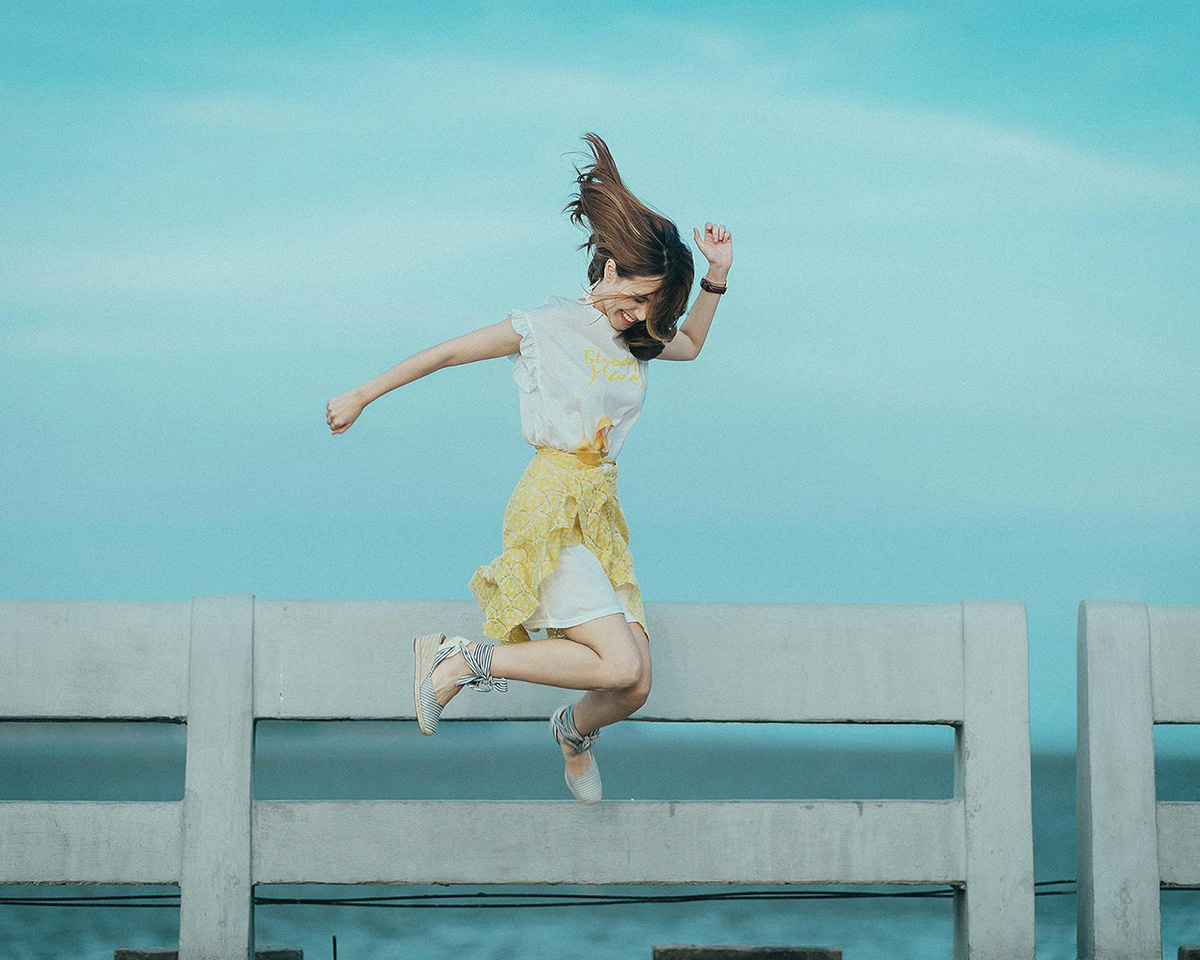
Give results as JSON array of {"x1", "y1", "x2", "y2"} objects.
[{"x1": 1, "y1": 720, "x2": 1198, "y2": 960}]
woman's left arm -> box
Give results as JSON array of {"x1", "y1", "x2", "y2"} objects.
[{"x1": 676, "y1": 222, "x2": 732, "y2": 359}]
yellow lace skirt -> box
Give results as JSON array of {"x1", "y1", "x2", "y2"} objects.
[{"x1": 468, "y1": 447, "x2": 648, "y2": 645}]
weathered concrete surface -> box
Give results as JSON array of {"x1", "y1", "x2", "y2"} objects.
[
  {"x1": 1148, "y1": 605, "x2": 1200, "y2": 723},
  {"x1": 252, "y1": 798, "x2": 965, "y2": 885},
  {"x1": 251, "y1": 598, "x2": 966, "y2": 723},
  {"x1": 953, "y1": 601, "x2": 1034, "y2": 960},
  {"x1": 1076, "y1": 600, "x2": 1162, "y2": 960},
  {"x1": 0, "y1": 801, "x2": 180, "y2": 883},
  {"x1": 0, "y1": 600, "x2": 189, "y2": 719},
  {"x1": 178, "y1": 594, "x2": 255, "y2": 960},
  {"x1": 1158, "y1": 801, "x2": 1200, "y2": 883}
]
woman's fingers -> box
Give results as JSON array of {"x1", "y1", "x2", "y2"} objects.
[
  {"x1": 326, "y1": 392, "x2": 365, "y2": 434},
  {"x1": 695, "y1": 223, "x2": 732, "y2": 246}
]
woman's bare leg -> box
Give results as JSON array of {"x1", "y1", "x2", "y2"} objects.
[
  {"x1": 557, "y1": 618, "x2": 652, "y2": 778},
  {"x1": 425, "y1": 614, "x2": 651, "y2": 779},
  {"x1": 570, "y1": 619, "x2": 652, "y2": 732},
  {"x1": 426, "y1": 612, "x2": 642, "y2": 706}
]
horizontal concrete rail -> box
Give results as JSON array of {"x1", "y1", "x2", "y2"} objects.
[
  {"x1": 1157, "y1": 802, "x2": 1200, "y2": 884},
  {"x1": 0, "y1": 595, "x2": 1034, "y2": 960},
  {"x1": 0, "y1": 600, "x2": 190, "y2": 719},
  {"x1": 1077, "y1": 600, "x2": 1200, "y2": 960},
  {"x1": 0, "y1": 801, "x2": 182, "y2": 883},
  {"x1": 249, "y1": 599, "x2": 968, "y2": 722},
  {"x1": 251, "y1": 799, "x2": 966, "y2": 885}
]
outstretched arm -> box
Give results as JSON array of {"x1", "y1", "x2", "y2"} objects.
[{"x1": 326, "y1": 317, "x2": 522, "y2": 434}]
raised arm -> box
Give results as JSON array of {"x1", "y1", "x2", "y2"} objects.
[
  {"x1": 326, "y1": 317, "x2": 522, "y2": 435},
  {"x1": 658, "y1": 222, "x2": 732, "y2": 362}
]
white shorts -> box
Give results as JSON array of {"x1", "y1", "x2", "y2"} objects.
[{"x1": 522, "y1": 542, "x2": 639, "y2": 633}]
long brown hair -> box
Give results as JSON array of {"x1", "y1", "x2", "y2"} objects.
[{"x1": 562, "y1": 133, "x2": 694, "y2": 360}]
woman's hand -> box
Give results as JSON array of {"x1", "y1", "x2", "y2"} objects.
[
  {"x1": 326, "y1": 389, "x2": 366, "y2": 435},
  {"x1": 693, "y1": 222, "x2": 732, "y2": 273}
]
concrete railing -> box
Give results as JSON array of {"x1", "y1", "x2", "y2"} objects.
[
  {"x1": 1077, "y1": 600, "x2": 1200, "y2": 960},
  {"x1": 0, "y1": 595, "x2": 1035, "y2": 960}
]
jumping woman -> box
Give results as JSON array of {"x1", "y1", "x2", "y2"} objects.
[{"x1": 325, "y1": 132, "x2": 732, "y2": 804}]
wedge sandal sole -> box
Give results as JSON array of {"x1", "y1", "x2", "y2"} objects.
[{"x1": 413, "y1": 632, "x2": 449, "y2": 736}]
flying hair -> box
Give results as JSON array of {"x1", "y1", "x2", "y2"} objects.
[{"x1": 561, "y1": 132, "x2": 694, "y2": 360}]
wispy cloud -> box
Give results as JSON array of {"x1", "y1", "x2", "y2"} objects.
[
  {"x1": 0, "y1": 206, "x2": 552, "y2": 300},
  {"x1": 141, "y1": 46, "x2": 1200, "y2": 212}
]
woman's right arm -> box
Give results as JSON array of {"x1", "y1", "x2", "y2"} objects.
[{"x1": 326, "y1": 317, "x2": 522, "y2": 434}]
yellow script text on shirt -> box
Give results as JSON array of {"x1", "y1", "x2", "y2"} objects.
[{"x1": 583, "y1": 349, "x2": 643, "y2": 387}]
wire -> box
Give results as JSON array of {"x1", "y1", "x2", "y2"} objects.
[{"x1": 0, "y1": 879, "x2": 1150, "y2": 910}]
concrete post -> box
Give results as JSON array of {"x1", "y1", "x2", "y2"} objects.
[
  {"x1": 178, "y1": 594, "x2": 256, "y2": 960},
  {"x1": 952, "y1": 600, "x2": 1035, "y2": 960},
  {"x1": 1076, "y1": 600, "x2": 1161, "y2": 960}
]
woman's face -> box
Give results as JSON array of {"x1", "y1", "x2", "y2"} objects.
[{"x1": 592, "y1": 262, "x2": 663, "y2": 333}]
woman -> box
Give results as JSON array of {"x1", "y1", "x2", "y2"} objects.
[{"x1": 326, "y1": 132, "x2": 732, "y2": 804}]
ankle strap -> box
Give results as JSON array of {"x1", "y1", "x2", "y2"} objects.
[
  {"x1": 456, "y1": 640, "x2": 508, "y2": 693},
  {"x1": 556, "y1": 703, "x2": 600, "y2": 755}
]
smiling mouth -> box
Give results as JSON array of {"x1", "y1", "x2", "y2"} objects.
[{"x1": 620, "y1": 311, "x2": 634, "y2": 325}]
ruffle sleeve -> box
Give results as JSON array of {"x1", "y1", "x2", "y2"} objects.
[{"x1": 506, "y1": 308, "x2": 538, "y2": 393}]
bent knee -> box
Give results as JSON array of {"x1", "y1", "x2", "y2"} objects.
[
  {"x1": 621, "y1": 675, "x2": 651, "y2": 708},
  {"x1": 611, "y1": 665, "x2": 651, "y2": 706},
  {"x1": 600, "y1": 655, "x2": 644, "y2": 693}
]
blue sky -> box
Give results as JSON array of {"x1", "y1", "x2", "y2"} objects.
[{"x1": 2, "y1": 1, "x2": 1197, "y2": 751}]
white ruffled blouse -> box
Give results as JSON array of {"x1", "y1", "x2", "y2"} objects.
[{"x1": 506, "y1": 295, "x2": 649, "y2": 461}]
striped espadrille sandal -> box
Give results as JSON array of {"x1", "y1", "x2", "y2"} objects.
[
  {"x1": 549, "y1": 703, "x2": 603, "y2": 805},
  {"x1": 413, "y1": 634, "x2": 508, "y2": 737}
]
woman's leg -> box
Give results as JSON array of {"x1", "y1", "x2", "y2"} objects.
[
  {"x1": 426, "y1": 612, "x2": 644, "y2": 708},
  {"x1": 553, "y1": 617, "x2": 650, "y2": 778},
  {"x1": 424, "y1": 614, "x2": 651, "y2": 781},
  {"x1": 570, "y1": 619, "x2": 651, "y2": 733}
]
